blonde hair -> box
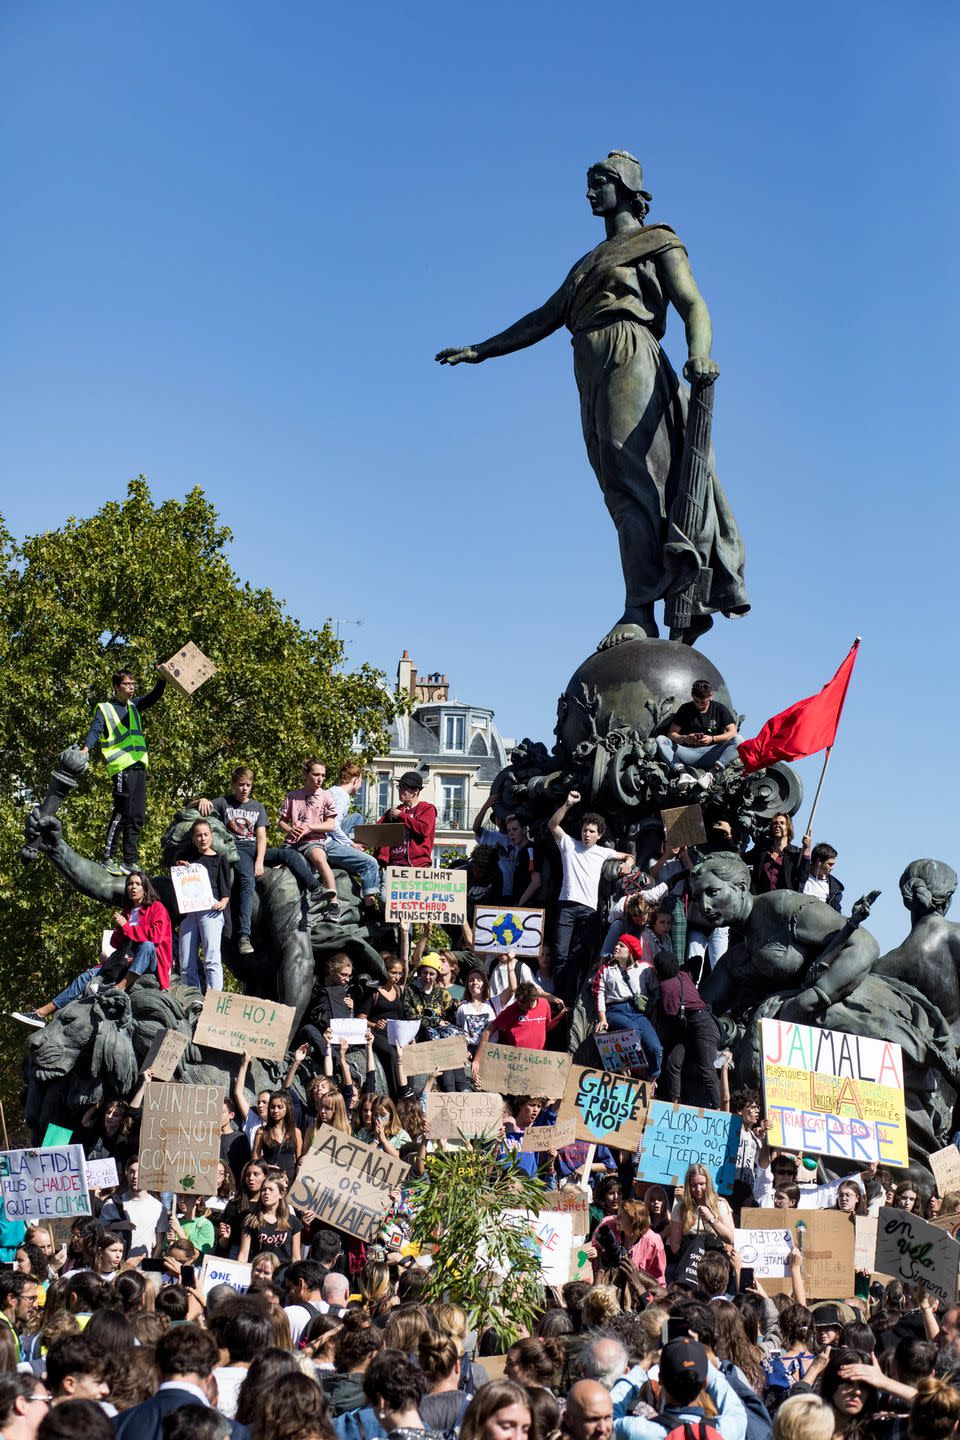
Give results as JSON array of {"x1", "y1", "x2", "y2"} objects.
[
  {"x1": 434, "y1": 1302, "x2": 468, "y2": 1343},
  {"x1": 772, "y1": 1394, "x2": 835, "y2": 1440},
  {"x1": 318, "y1": 1091, "x2": 351, "y2": 1135},
  {"x1": 581, "y1": 1285, "x2": 621, "y2": 1327},
  {"x1": 679, "y1": 1164, "x2": 723, "y2": 1234},
  {"x1": 909, "y1": 1376, "x2": 960, "y2": 1440}
]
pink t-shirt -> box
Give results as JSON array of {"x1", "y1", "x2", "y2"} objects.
[
  {"x1": 279, "y1": 787, "x2": 337, "y2": 845},
  {"x1": 593, "y1": 1215, "x2": 667, "y2": 1285}
]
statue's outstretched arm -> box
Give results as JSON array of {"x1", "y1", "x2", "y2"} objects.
[
  {"x1": 788, "y1": 903, "x2": 880, "y2": 1018},
  {"x1": 436, "y1": 286, "x2": 565, "y2": 366},
  {"x1": 30, "y1": 813, "x2": 126, "y2": 905},
  {"x1": 658, "y1": 248, "x2": 718, "y2": 385}
]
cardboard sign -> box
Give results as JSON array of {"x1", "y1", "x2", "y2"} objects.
[
  {"x1": 538, "y1": 1184, "x2": 590, "y2": 1232},
  {"x1": 355, "y1": 823, "x2": 406, "y2": 849},
  {"x1": 425, "y1": 1091, "x2": 504, "y2": 1141},
  {"x1": 193, "y1": 990, "x2": 296, "y2": 1063},
  {"x1": 505, "y1": 1209, "x2": 573, "y2": 1285},
  {"x1": 0, "y1": 1145, "x2": 91, "y2": 1221},
  {"x1": 933, "y1": 1213, "x2": 960, "y2": 1240},
  {"x1": 481, "y1": 1357, "x2": 510, "y2": 1381},
  {"x1": 520, "y1": 1118, "x2": 578, "y2": 1152},
  {"x1": 478, "y1": 1044, "x2": 570, "y2": 1099},
  {"x1": 384, "y1": 866, "x2": 468, "y2": 924},
  {"x1": 141, "y1": 1028, "x2": 189, "y2": 1082},
  {"x1": 876, "y1": 1205, "x2": 960, "y2": 1304},
  {"x1": 636, "y1": 1102, "x2": 742, "y2": 1195},
  {"x1": 855, "y1": 1216, "x2": 878, "y2": 1273},
  {"x1": 138, "y1": 1083, "x2": 221, "y2": 1195},
  {"x1": 740, "y1": 1208, "x2": 855, "y2": 1298},
  {"x1": 570, "y1": 1242, "x2": 593, "y2": 1280},
  {"x1": 559, "y1": 1064, "x2": 651, "y2": 1148},
  {"x1": 404, "y1": 1036, "x2": 469, "y2": 1074},
  {"x1": 760, "y1": 1018, "x2": 907, "y2": 1166},
  {"x1": 734, "y1": 1226, "x2": 792, "y2": 1278},
  {"x1": 330, "y1": 1018, "x2": 368, "y2": 1046},
  {"x1": 472, "y1": 907, "x2": 546, "y2": 958},
  {"x1": 160, "y1": 640, "x2": 218, "y2": 696},
  {"x1": 930, "y1": 1145, "x2": 960, "y2": 1197},
  {"x1": 660, "y1": 804, "x2": 707, "y2": 848},
  {"x1": 595, "y1": 1030, "x2": 644, "y2": 1073},
  {"x1": 171, "y1": 863, "x2": 215, "y2": 916},
  {"x1": 289, "y1": 1124, "x2": 408, "y2": 1243},
  {"x1": 86, "y1": 1157, "x2": 119, "y2": 1190},
  {"x1": 199, "y1": 1255, "x2": 251, "y2": 1297}
]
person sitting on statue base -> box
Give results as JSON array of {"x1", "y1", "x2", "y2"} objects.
[{"x1": 655, "y1": 679, "x2": 741, "y2": 788}]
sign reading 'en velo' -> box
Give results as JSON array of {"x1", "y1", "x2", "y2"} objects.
[{"x1": 760, "y1": 1018, "x2": 907, "y2": 1166}]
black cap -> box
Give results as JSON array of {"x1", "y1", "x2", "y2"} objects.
[
  {"x1": 813, "y1": 1303, "x2": 844, "y2": 1330},
  {"x1": 398, "y1": 771, "x2": 424, "y2": 791},
  {"x1": 659, "y1": 1338, "x2": 708, "y2": 1401}
]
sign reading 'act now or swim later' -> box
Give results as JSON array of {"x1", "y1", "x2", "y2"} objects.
[{"x1": 760, "y1": 1018, "x2": 907, "y2": 1166}]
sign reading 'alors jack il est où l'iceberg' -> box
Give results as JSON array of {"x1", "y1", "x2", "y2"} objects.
[{"x1": 760, "y1": 1018, "x2": 907, "y2": 1166}]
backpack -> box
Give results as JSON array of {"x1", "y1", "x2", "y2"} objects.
[{"x1": 648, "y1": 1415, "x2": 723, "y2": 1440}]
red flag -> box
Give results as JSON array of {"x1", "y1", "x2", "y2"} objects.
[{"x1": 738, "y1": 640, "x2": 860, "y2": 773}]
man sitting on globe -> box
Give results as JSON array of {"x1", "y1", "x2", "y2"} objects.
[{"x1": 655, "y1": 678, "x2": 742, "y2": 788}]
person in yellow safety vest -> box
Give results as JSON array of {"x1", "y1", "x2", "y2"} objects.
[{"x1": 81, "y1": 666, "x2": 166, "y2": 875}]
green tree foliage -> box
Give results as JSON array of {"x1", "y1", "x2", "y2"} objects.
[
  {"x1": 0, "y1": 479, "x2": 402, "y2": 1124},
  {"x1": 407, "y1": 1143, "x2": 547, "y2": 1345}
]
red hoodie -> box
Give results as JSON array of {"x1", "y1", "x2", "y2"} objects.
[
  {"x1": 375, "y1": 802, "x2": 437, "y2": 868},
  {"x1": 111, "y1": 899, "x2": 173, "y2": 989}
]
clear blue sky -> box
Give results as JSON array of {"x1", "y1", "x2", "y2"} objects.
[{"x1": 1, "y1": 2, "x2": 957, "y2": 948}]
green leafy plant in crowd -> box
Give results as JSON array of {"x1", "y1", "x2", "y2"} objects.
[
  {"x1": 407, "y1": 1140, "x2": 547, "y2": 1346},
  {"x1": 0, "y1": 478, "x2": 407, "y2": 1138}
]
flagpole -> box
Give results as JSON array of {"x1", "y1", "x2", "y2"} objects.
[{"x1": 803, "y1": 635, "x2": 861, "y2": 839}]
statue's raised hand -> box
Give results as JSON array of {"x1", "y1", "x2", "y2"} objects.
[
  {"x1": 436, "y1": 346, "x2": 481, "y2": 366},
  {"x1": 683, "y1": 355, "x2": 720, "y2": 385}
]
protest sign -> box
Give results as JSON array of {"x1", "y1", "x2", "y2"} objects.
[
  {"x1": 199, "y1": 1255, "x2": 251, "y2": 1296},
  {"x1": 740, "y1": 1208, "x2": 855, "y2": 1298},
  {"x1": 289, "y1": 1124, "x2": 407, "y2": 1243},
  {"x1": 199, "y1": 1255, "x2": 249, "y2": 1296},
  {"x1": 425, "y1": 1091, "x2": 504, "y2": 1141},
  {"x1": 505, "y1": 1209, "x2": 574, "y2": 1286},
  {"x1": 478, "y1": 1044, "x2": 570, "y2": 1099},
  {"x1": 354, "y1": 823, "x2": 405, "y2": 850},
  {"x1": 193, "y1": 990, "x2": 295, "y2": 1063},
  {"x1": 472, "y1": 908, "x2": 546, "y2": 959},
  {"x1": 930, "y1": 1145, "x2": 960, "y2": 1197},
  {"x1": 141, "y1": 1028, "x2": 189, "y2": 1082},
  {"x1": 0, "y1": 1145, "x2": 90, "y2": 1221},
  {"x1": 660, "y1": 804, "x2": 706, "y2": 849},
  {"x1": 760, "y1": 1018, "x2": 907, "y2": 1166},
  {"x1": 855, "y1": 1216, "x2": 879, "y2": 1273},
  {"x1": 559, "y1": 1064, "x2": 650, "y2": 1148},
  {"x1": 734, "y1": 1227, "x2": 792, "y2": 1278},
  {"x1": 934, "y1": 1213, "x2": 960, "y2": 1241},
  {"x1": 636, "y1": 1102, "x2": 741, "y2": 1195},
  {"x1": 876, "y1": 1205, "x2": 960, "y2": 1304},
  {"x1": 138, "y1": 1083, "x2": 221, "y2": 1195},
  {"x1": 384, "y1": 867, "x2": 467, "y2": 924},
  {"x1": 537, "y1": 1185, "x2": 590, "y2": 1232},
  {"x1": 41, "y1": 1124, "x2": 73, "y2": 1148},
  {"x1": 595, "y1": 1030, "x2": 644, "y2": 1072},
  {"x1": 386, "y1": 1019, "x2": 421, "y2": 1048},
  {"x1": 330, "y1": 1018, "x2": 368, "y2": 1046},
  {"x1": 404, "y1": 1036, "x2": 469, "y2": 1075},
  {"x1": 86, "y1": 1157, "x2": 119, "y2": 1190},
  {"x1": 159, "y1": 640, "x2": 218, "y2": 696},
  {"x1": 171, "y1": 863, "x2": 215, "y2": 916},
  {"x1": 520, "y1": 1118, "x2": 578, "y2": 1152},
  {"x1": 570, "y1": 1242, "x2": 592, "y2": 1280}
]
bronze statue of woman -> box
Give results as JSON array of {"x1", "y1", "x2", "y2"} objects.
[{"x1": 437, "y1": 150, "x2": 749, "y2": 651}]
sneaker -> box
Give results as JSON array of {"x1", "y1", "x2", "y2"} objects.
[
  {"x1": 118, "y1": 862, "x2": 134, "y2": 875},
  {"x1": 102, "y1": 858, "x2": 125, "y2": 876},
  {"x1": 676, "y1": 773, "x2": 698, "y2": 791},
  {"x1": 238, "y1": 935, "x2": 254, "y2": 955},
  {"x1": 326, "y1": 902, "x2": 342, "y2": 923},
  {"x1": 321, "y1": 887, "x2": 338, "y2": 903},
  {"x1": 696, "y1": 772, "x2": 714, "y2": 791},
  {"x1": 10, "y1": 1010, "x2": 46, "y2": 1029}
]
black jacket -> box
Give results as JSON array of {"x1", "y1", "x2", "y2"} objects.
[
  {"x1": 747, "y1": 844, "x2": 808, "y2": 895},
  {"x1": 114, "y1": 1386, "x2": 250, "y2": 1440}
]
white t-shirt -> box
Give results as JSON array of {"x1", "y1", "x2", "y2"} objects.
[
  {"x1": 284, "y1": 1299, "x2": 330, "y2": 1344},
  {"x1": 100, "y1": 1191, "x2": 169, "y2": 1255},
  {"x1": 213, "y1": 1366, "x2": 247, "y2": 1418},
  {"x1": 802, "y1": 875, "x2": 830, "y2": 902},
  {"x1": 559, "y1": 833, "x2": 617, "y2": 907}
]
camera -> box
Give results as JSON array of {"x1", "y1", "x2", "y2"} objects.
[{"x1": 595, "y1": 1225, "x2": 628, "y2": 1268}]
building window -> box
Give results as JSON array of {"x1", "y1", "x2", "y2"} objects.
[
  {"x1": 438, "y1": 774, "x2": 467, "y2": 829},
  {"x1": 433, "y1": 843, "x2": 467, "y2": 868},
  {"x1": 442, "y1": 713, "x2": 465, "y2": 752},
  {"x1": 377, "y1": 772, "x2": 390, "y2": 815}
]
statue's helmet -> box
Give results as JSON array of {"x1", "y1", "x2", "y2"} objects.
[{"x1": 589, "y1": 149, "x2": 652, "y2": 203}]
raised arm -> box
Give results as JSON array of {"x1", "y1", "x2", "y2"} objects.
[
  {"x1": 549, "y1": 790, "x2": 579, "y2": 845},
  {"x1": 436, "y1": 286, "x2": 565, "y2": 367}
]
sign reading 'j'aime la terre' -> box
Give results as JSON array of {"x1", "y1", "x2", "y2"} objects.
[{"x1": 760, "y1": 1018, "x2": 907, "y2": 1166}]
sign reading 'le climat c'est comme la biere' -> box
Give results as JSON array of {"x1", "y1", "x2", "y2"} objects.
[{"x1": 760, "y1": 1018, "x2": 907, "y2": 1166}]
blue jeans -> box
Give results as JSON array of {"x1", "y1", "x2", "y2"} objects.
[
  {"x1": 233, "y1": 845, "x2": 320, "y2": 934},
  {"x1": 179, "y1": 910, "x2": 224, "y2": 992},
  {"x1": 605, "y1": 1002, "x2": 662, "y2": 1077},
  {"x1": 655, "y1": 736, "x2": 740, "y2": 772},
  {"x1": 52, "y1": 941, "x2": 157, "y2": 1008},
  {"x1": 325, "y1": 839, "x2": 379, "y2": 898}
]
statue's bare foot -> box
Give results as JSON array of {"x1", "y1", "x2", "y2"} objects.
[{"x1": 596, "y1": 615, "x2": 658, "y2": 651}]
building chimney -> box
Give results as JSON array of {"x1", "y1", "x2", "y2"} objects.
[{"x1": 397, "y1": 651, "x2": 415, "y2": 697}]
